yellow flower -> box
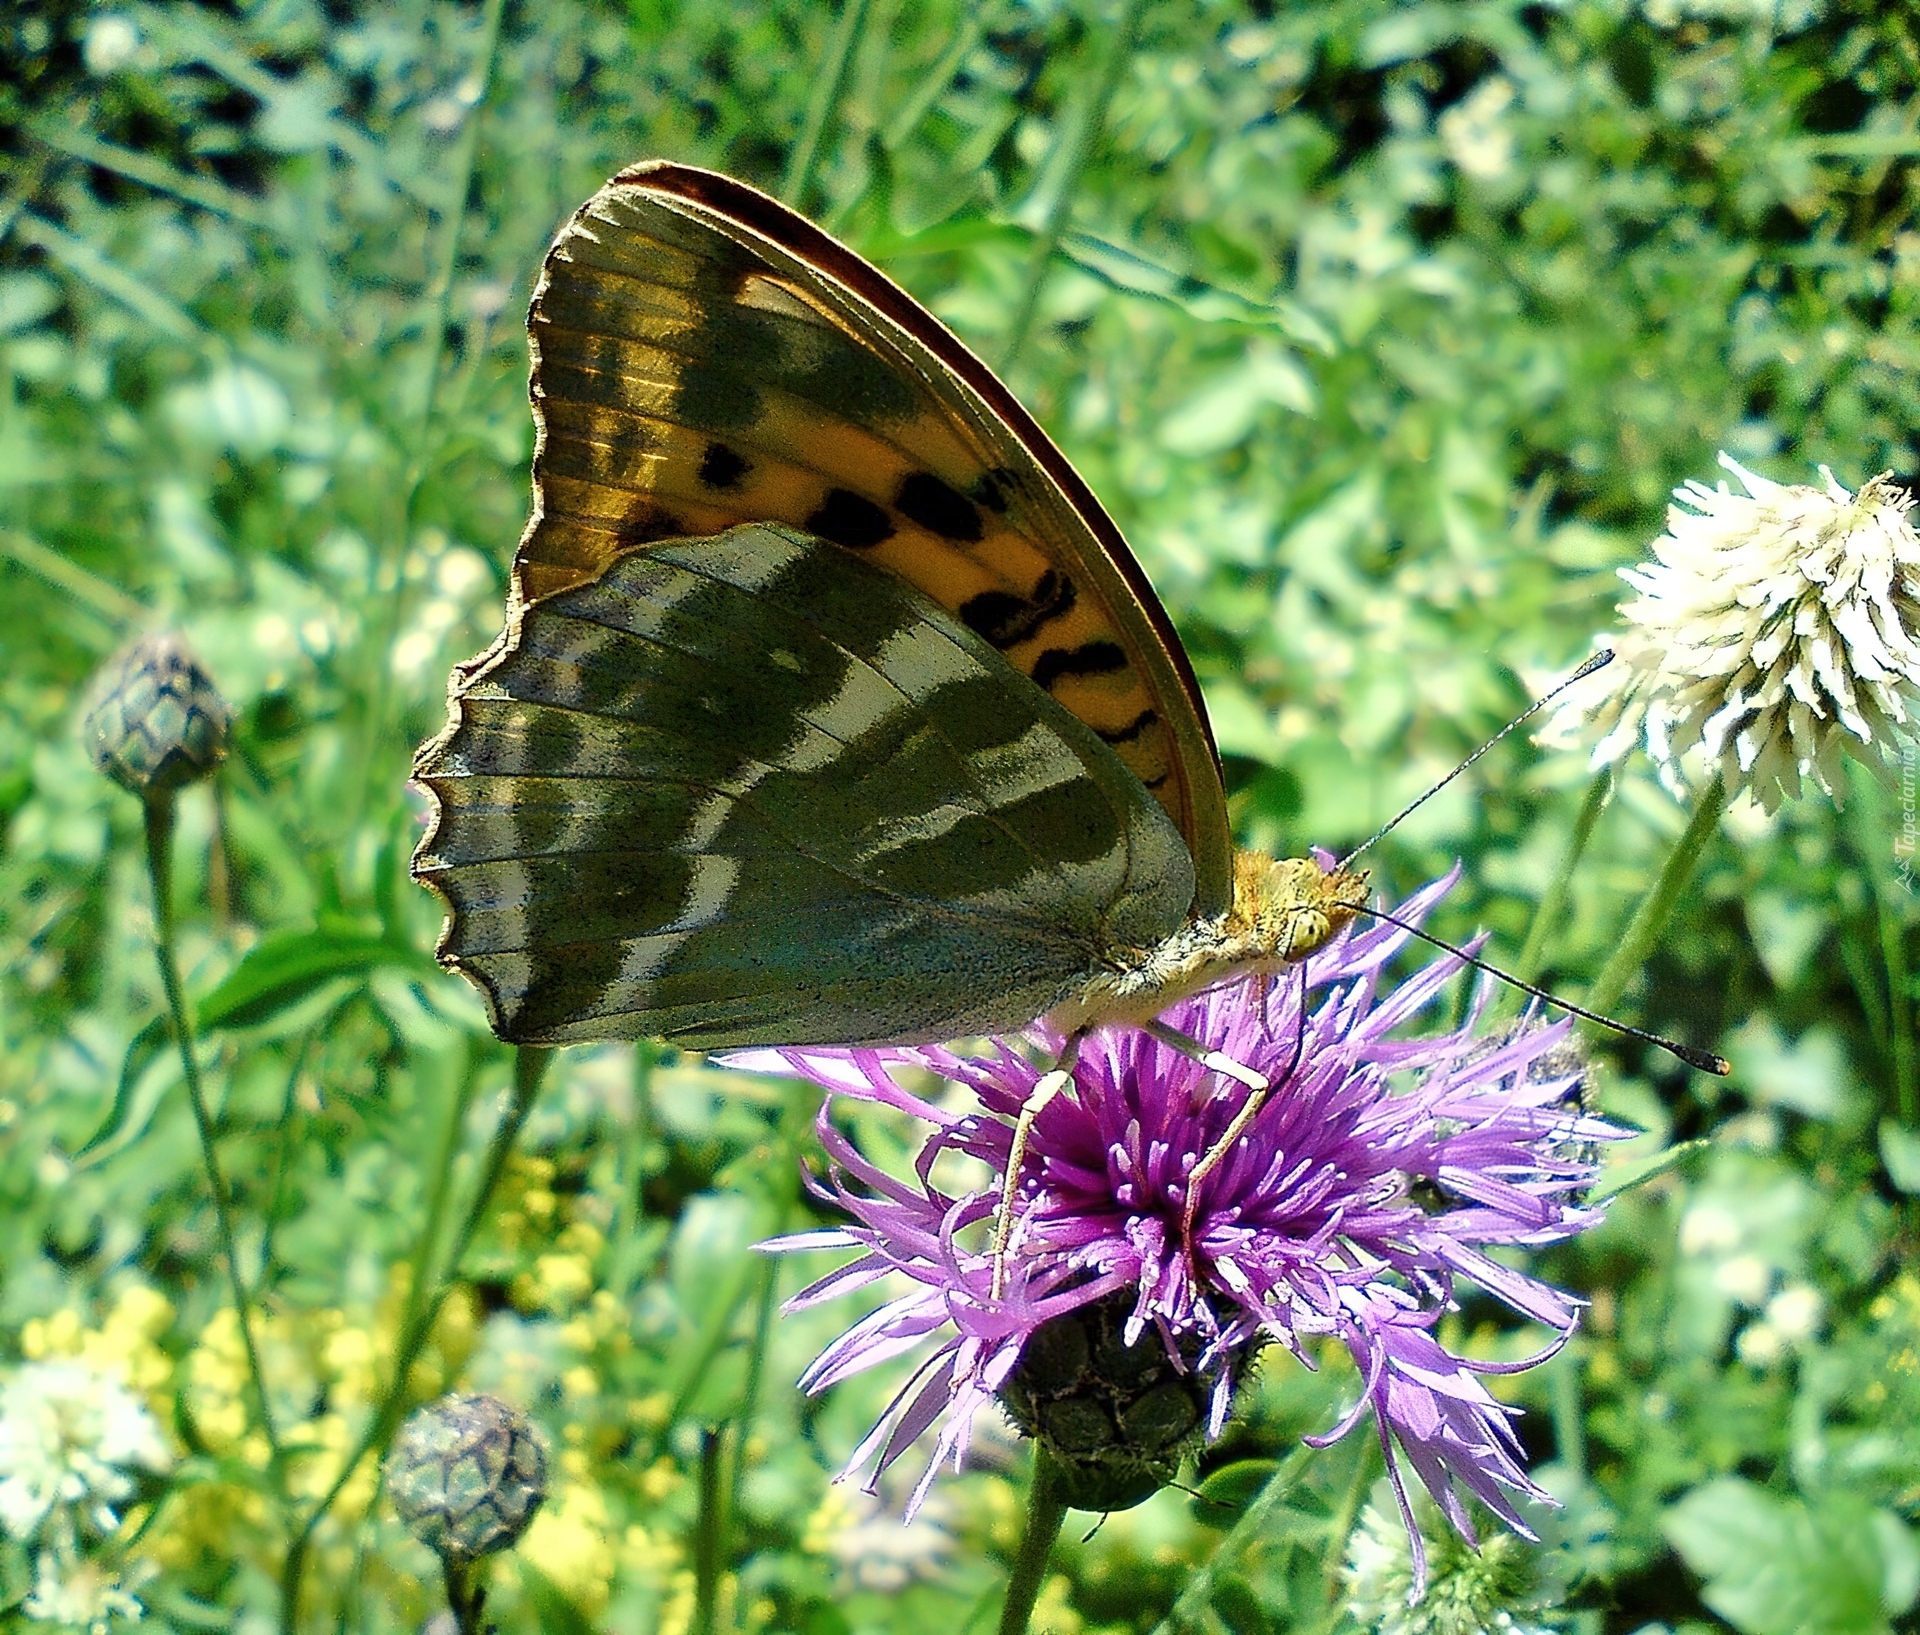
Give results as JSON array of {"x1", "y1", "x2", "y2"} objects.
[
  {"x1": 656, "y1": 1566, "x2": 737, "y2": 1635},
  {"x1": 638, "y1": 1456, "x2": 684, "y2": 1504},
  {"x1": 21, "y1": 1311, "x2": 84, "y2": 1361},
  {"x1": 516, "y1": 1252, "x2": 596, "y2": 1315},
  {"x1": 324, "y1": 1326, "x2": 381, "y2": 1408},
  {"x1": 146, "y1": 1479, "x2": 271, "y2": 1570},
  {"x1": 1029, "y1": 1573, "x2": 1083, "y2": 1635},
  {"x1": 517, "y1": 1481, "x2": 617, "y2": 1615},
  {"x1": 622, "y1": 1522, "x2": 683, "y2": 1586}
]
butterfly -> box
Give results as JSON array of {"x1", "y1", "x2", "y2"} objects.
[{"x1": 411, "y1": 163, "x2": 1366, "y2": 1206}]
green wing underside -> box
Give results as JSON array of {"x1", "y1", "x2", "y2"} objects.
[{"x1": 414, "y1": 523, "x2": 1196, "y2": 1047}]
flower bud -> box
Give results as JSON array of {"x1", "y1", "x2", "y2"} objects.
[
  {"x1": 82, "y1": 632, "x2": 230, "y2": 798},
  {"x1": 387, "y1": 1394, "x2": 547, "y2": 1562},
  {"x1": 1344, "y1": 1486, "x2": 1562, "y2": 1635},
  {"x1": 996, "y1": 1290, "x2": 1251, "y2": 1511}
]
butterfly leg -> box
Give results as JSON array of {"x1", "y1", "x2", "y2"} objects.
[
  {"x1": 989, "y1": 1031, "x2": 1087, "y2": 1301},
  {"x1": 1176, "y1": 963, "x2": 1312, "y2": 1247},
  {"x1": 1140, "y1": 1019, "x2": 1269, "y2": 1104}
]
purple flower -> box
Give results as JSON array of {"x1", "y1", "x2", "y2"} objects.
[{"x1": 739, "y1": 869, "x2": 1626, "y2": 1587}]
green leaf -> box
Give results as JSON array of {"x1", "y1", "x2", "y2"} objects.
[
  {"x1": 516, "y1": 1560, "x2": 598, "y2": 1635},
  {"x1": 1590, "y1": 1138, "x2": 1711, "y2": 1201},
  {"x1": 1664, "y1": 1479, "x2": 1907, "y2": 1635},
  {"x1": 1192, "y1": 1459, "x2": 1280, "y2": 1519},
  {"x1": 75, "y1": 1016, "x2": 170, "y2": 1161},
  {"x1": 194, "y1": 920, "x2": 435, "y2": 1032},
  {"x1": 1207, "y1": 1573, "x2": 1273, "y2": 1635},
  {"x1": 1878, "y1": 1120, "x2": 1920, "y2": 1194},
  {"x1": 77, "y1": 922, "x2": 434, "y2": 1159}
]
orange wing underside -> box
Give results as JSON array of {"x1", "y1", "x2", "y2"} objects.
[{"x1": 505, "y1": 166, "x2": 1231, "y2": 914}]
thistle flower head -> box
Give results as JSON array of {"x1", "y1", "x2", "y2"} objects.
[
  {"x1": 1547, "y1": 454, "x2": 1920, "y2": 812},
  {"x1": 744, "y1": 871, "x2": 1624, "y2": 1589},
  {"x1": 81, "y1": 630, "x2": 231, "y2": 799},
  {"x1": 387, "y1": 1393, "x2": 548, "y2": 1562}
]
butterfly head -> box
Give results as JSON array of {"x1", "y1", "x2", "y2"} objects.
[
  {"x1": 1226, "y1": 851, "x2": 1369, "y2": 964},
  {"x1": 1050, "y1": 852, "x2": 1367, "y2": 1037}
]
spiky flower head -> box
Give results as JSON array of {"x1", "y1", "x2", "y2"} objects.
[
  {"x1": 745, "y1": 870, "x2": 1623, "y2": 1589},
  {"x1": 81, "y1": 630, "x2": 231, "y2": 799},
  {"x1": 1546, "y1": 454, "x2": 1920, "y2": 812},
  {"x1": 387, "y1": 1394, "x2": 547, "y2": 1562},
  {"x1": 1344, "y1": 1484, "x2": 1564, "y2": 1635}
]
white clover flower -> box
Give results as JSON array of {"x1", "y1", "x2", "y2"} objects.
[
  {"x1": 1546, "y1": 453, "x2": 1920, "y2": 813},
  {"x1": 0, "y1": 1360, "x2": 170, "y2": 1543},
  {"x1": 23, "y1": 1551, "x2": 146, "y2": 1631}
]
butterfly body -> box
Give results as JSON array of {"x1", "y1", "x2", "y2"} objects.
[{"x1": 413, "y1": 163, "x2": 1363, "y2": 1055}]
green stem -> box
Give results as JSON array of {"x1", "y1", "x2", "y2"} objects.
[
  {"x1": 1549, "y1": 1344, "x2": 1587, "y2": 1479},
  {"x1": 1516, "y1": 767, "x2": 1612, "y2": 985},
  {"x1": 1154, "y1": 1444, "x2": 1311, "y2": 1635},
  {"x1": 882, "y1": 17, "x2": 981, "y2": 152},
  {"x1": 444, "y1": 1556, "x2": 486, "y2": 1635},
  {"x1": 398, "y1": 1044, "x2": 483, "y2": 1344},
  {"x1": 782, "y1": 0, "x2": 872, "y2": 208},
  {"x1": 725, "y1": 1258, "x2": 781, "y2": 1549},
  {"x1": 254, "y1": 1030, "x2": 315, "y2": 1302},
  {"x1": 1879, "y1": 880, "x2": 1916, "y2": 1126},
  {"x1": 351, "y1": 0, "x2": 507, "y2": 832},
  {"x1": 998, "y1": 1449, "x2": 1071, "y2": 1635},
  {"x1": 1853, "y1": 760, "x2": 1918, "y2": 1125},
  {"x1": 277, "y1": 1046, "x2": 550, "y2": 1632},
  {"x1": 692, "y1": 1427, "x2": 727, "y2": 1635},
  {"x1": 1586, "y1": 776, "x2": 1727, "y2": 1020},
  {"x1": 1317, "y1": 1436, "x2": 1373, "y2": 1608},
  {"x1": 143, "y1": 795, "x2": 283, "y2": 1470},
  {"x1": 997, "y1": 0, "x2": 1143, "y2": 372}
]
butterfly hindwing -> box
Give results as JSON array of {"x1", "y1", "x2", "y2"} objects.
[
  {"x1": 514, "y1": 162, "x2": 1233, "y2": 918},
  {"x1": 415, "y1": 523, "x2": 1196, "y2": 1047}
]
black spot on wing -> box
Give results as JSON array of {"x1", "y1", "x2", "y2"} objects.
[
  {"x1": 895, "y1": 473, "x2": 982, "y2": 542},
  {"x1": 1031, "y1": 640, "x2": 1128, "y2": 693},
  {"x1": 969, "y1": 469, "x2": 1013, "y2": 513},
  {"x1": 608, "y1": 502, "x2": 687, "y2": 550},
  {"x1": 960, "y1": 570, "x2": 1076, "y2": 650},
  {"x1": 1097, "y1": 709, "x2": 1158, "y2": 746},
  {"x1": 699, "y1": 441, "x2": 750, "y2": 490},
  {"x1": 807, "y1": 488, "x2": 896, "y2": 550}
]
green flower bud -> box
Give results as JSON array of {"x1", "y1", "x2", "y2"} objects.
[
  {"x1": 82, "y1": 632, "x2": 230, "y2": 797},
  {"x1": 388, "y1": 1394, "x2": 547, "y2": 1562},
  {"x1": 996, "y1": 1290, "x2": 1252, "y2": 1512}
]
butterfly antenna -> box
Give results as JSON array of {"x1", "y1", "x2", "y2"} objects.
[
  {"x1": 1358, "y1": 902, "x2": 1730, "y2": 1075},
  {"x1": 1339, "y1": 650, "x2": 1613, "y2": 870}
]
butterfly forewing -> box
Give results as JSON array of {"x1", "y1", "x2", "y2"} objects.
[
  {"x1": 514, "y1": 161, "x2": 1231, "y2": 917},
  {"x1": 415, "y1": 524, "x2": 1196, "y2": 1047}
]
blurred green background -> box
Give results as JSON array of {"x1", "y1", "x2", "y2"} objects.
[{"x1": 2, "y1": 0, "x2": 1917, "y2": 1630}]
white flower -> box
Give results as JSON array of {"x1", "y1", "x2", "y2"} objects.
[
  {"x1": 1440, "y1": 78, "x2": 1517, "y2": 182},
  {"x1": 81, "y1": 16, "x2": 141, "y2": 76},
  {"x1": 24, "y1": 1550, "x2": 146, "y2": 1630},
  {"x1": 0, "y1": 1360, "x2": 170, "y2": 1542},
  {"x1": 1547, "y1": 454, "x2": 1920, "y2": 813},
  {"x1": 1344, "y1": 1486, "x2": 1560, "y2": 1635}
]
